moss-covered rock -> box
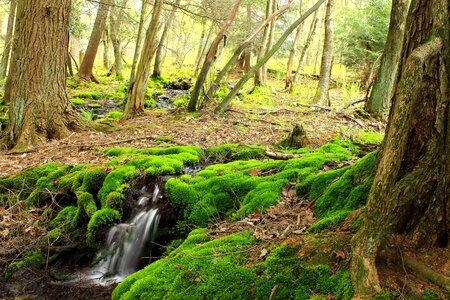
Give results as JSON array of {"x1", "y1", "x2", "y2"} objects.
[
  {"x1": 4, "y1": 250, "x2": 44, "y2": 279},
  {"x1": 86, "y1": 208, "x2": 121, "y2": 249}
]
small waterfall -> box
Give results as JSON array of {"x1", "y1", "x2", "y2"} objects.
[{"x1": 88, "y1": 183, "x2": 163, "y2": 282}]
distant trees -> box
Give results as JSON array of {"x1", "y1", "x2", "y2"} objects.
[
  {"x1": 5, "y1": 0, "x2": 86, "y2": 149},
  {"x1": 0, "y1": 0, "x2": 17, "y2": 81},
  {"x1": 78, "y1": 0, "x2": 112, "y2": 82}
]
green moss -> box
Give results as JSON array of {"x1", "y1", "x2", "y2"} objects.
[
  {"x1": 48, "y1": 206, "x2": 78, "y2": 231},
  {"x1": 113, "y1": 236, "x2": 353, "y2": 300},
  {"x1": 97, "y1": 166, "x2": 139, "y2": 207},
  {"x1": 76, "y1": 91, "x2": 102, "y2": 100},
  {"x1": 105, "y1": 191, "x2": 125, "y2": 213},
  {"x1": 5, "y1": 250, "x2": 44, "y2": 279},
  {"x1": 205, "y1": 144, "x2": 265, "y2": 161},
  {"x1": 80, "y1": 168, "x2": 107, "y2": 194},
  {"x1": 106, "y1": 111, "x2": 123, "y2": 120},
  {"x1": 86, "y1": 208, "x2": 121, "y2": 249},
  {"x1": 70, "y1": 98, "x2": 85, "y2": 105},
  {"x1": 77, "y1": 192, "x2": 98, "y2": 218}
]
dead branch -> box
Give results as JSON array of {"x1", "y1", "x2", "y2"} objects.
[
  {"x1": 265, "y1": 151, "x2": 303, "y2": 160},
  {"x1": 292, "y1": 102, "x2": 332, "y2": 112}
]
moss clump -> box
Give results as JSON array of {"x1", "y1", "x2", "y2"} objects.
[
  {"x1": 106, "y1": 191, "x2": 125, "y2": 213},
  {"x1": 88, "y1": 103, "x2": 102, "y2": 109},
  {"x1": 77, "y1": 192, "x2": 98, "y2": 218},
  {"x1": 296, "y1": 151, "x2": 378, "y2": 231},
  {"x1": 113, "y1": 233, "x2": 353, "y2": 300},
  {"x1": 5, "y1": 250, "x2": 44, "y2": 279},
  {"x1": 205, "y1": 144, "x2": 265, "y2": 161},
  {"x1": 97, "y1": 166, "x2": 139, "y2": 207},
  {"x1": 106, "y1": 111, "x2": 123, "y2": 120},
  {"x1": 48, "y1": 206, "x2": 78, "y2": 232},
  {"x1": 86, "y1": 208, "x2": 121, "y2": 249},
  {"x1": 76, "y1": 91, "x2": 102, "y2": 100},
  {"x1": 70, "y1": 98, "x2": 85, "y2": 105}
]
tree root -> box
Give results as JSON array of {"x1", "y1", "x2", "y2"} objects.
[{"x1": 404, "y1": 254, "x2": 450, "y2": 292}]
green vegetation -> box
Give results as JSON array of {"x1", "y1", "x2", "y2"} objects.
[
  {"x1": 4, "y1": 250, "x2": 44, "y2": 279},
  {"x1": 113, "y1": 231, "x2": 353, "y2": 300}
]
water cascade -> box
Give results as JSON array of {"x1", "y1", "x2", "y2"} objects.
[{"x1": 88, "y1": 183, "x2": 163, "y2": 282}]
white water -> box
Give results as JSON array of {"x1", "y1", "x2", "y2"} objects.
[{"x1": 86, "y1": 184, "x2": 163, "y2": 283}]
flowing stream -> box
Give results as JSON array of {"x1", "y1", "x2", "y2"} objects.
[{"x1": 86, "y1": 183, "x2": 163, "y2": 284}]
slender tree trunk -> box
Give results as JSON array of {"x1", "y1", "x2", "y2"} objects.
[
  {"x1": 152, "y1": 0, "x2": 180, "y2": 78},
  {"x1": 78, "y1": 0, "x2": 112, "y2": 82},
  {"x1": 110, "y1": 0, "x2": 128, "y2": 79},
  {"x1": 291, "y1": 10, "x2": 319, "y2": 92},
  {"x1": 5, "y1": 0, "x2": 86, "y2": 149},
  {"x1": 351, "y1": 0, "x2": 449, "y2": 296},
  {"x1": 103, "y1": 28, "x2": 111, "y2": 70},
  {"x1": 123, "y1": 0, "x2": 164, "y2": 118},
  {"x1": 285, "y1": 2, "x2": 305, "y2": 90},
  {"x1": 254, "y1": 0, "x2": 271, "y2": 87},
  {"x1": 261, "y1": 0, "x2": 277, "y2": 82},
  {"x1": 365, "y1": 0, "x2": 408, "y2": 117},
  {"x1": 206, "y1": 0, "x2": 294, "y2": 101},
  {"x1": 313, "y1": 0, "x2": 334, "y2": 105},
  {"x1": 193, "y1": 20, "x2": 208, "y2": 78},
  {"x1": 187, "y1": 0, "x2": 244, "y2": 112},
  {"x1": 215, "y1": 0, "x2": 326, "y2": 114},
  {"x1": 130, "y1": 0, "x2": 150, "y2": 84},
  {"x1": 0, "y1": 0, "x2": 17, "y2": 81}
]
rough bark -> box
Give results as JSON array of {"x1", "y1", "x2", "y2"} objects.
[
  {"x1": 215, "y1": 0, "x2": 326, "y2": 114},
  {"x1": 5, "y1": 0, "x2": 87, "y2": 149},
  {"x1": 130, "y1": 0, "x2": 150, "y2": 84},
  {"x1": 124, "y1": 0, "x2": 164, "y2": 118},
  {"x1": 351, "y1": 0, "x2": 449, "y2": 296},
  {"x1": 152, "y1": 0, "x2": 180, "y2": 78},
  {"x1": 365, "y1": 0, "x2": 409, "y2": 117},
  {"x1": 0, "y1": 0, "x2": 17, "y2": 81},
  {"x1": 187, "y1": 0, "x2": 244, "y2": 112},
  {"x1": 205, "y1": 0, "x2": 294, "y2": 101},
  {"x1": 110, "y1": 0, "x2": 128, "y2": 79},
  {"x1": 78, "y1": 0, "x2": 112, "y2": 82},
  {"x1": 313, "y1": 0, "x2": 334, "y2": 105}
]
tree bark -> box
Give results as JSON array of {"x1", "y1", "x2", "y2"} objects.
[
  {"x1": 254, "y1": 0, "x2": 271, "y2": 87},
  {"x1": 5, "y1": 0, "x2": 87, "y2": 149},
  {"x1": 102, "y1": 28, "x2": 111, "y2": 70},
  {"x1": 78, "y1": 0, "x2": 112, "y2": 82},
  {"x1": 187, "y1": 0, "x2": 244, "y2": 112},
  {"x1": 152, "y1": 0, "x2": 180, "y2": 78},
  {"x1": 0, "y1": 0, "x2": 17, "y2": 81},
  {"x1": 365, "y1": 0, "x2": 409, "y2": 117},
  {"x1": 123, "y1": 0, "x2": 164, "y2": 118},
  {"x1": 285, "y1": 2, "x2": 305, "y2": 90},
  {"x1": 351, "y1": 0, "x2": 449, "y2": 296},
  {"x1": 312, "y1": 0, "x2": 334, "y2": 105},
  {"x1": 110, "y1": 0, "x2": 128, "y2": 79},
  {"x1": 129, "y1": 0, "x2": 150, "y2": 84},
  {"x1": 261, "y1": 0, "x2": 277, "y2": 82},
  {"x1": 215, "y1": 0, "x2": 326, "y2": 114}
]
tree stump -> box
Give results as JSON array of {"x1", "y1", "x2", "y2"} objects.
[{"x1": 280, "y1": 124, "x2": 309, "y2": 149}]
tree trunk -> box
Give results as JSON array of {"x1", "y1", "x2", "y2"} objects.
[
  {"x1": 152, "y1": 0, "x2": 180, "y2": 78},
  {"x1": 193, "y1": 19, "x2": 208, "y2": 78},
  {"x1": 351, "y1": 0, "x2": 449, "y2": 297},
  {"x1": 0, "y1": 0, "x2": 17, "y2": 81},
  {"x1": 103, "y1": 28, "x2": 111, "y2": 70},
  {"x1": 130, "y1": 0, "x2": 150, "y2": 84},
  {"x1": 78, "y1": 0, "x2": 112, "y2": 82},
  {"x1": 254, "y1": 0, "x2": 271, "y2": 87},
  {"x1": 364, "y1": 0, "x2": 408, "y2": 117},
  {"x1": 205, "y1": 0, "x2": 294, "y2": 101},
  {"x1": 123, "y1": 0, "x2": 164, "y2": 118},
  {"x1": 5, "y1": 0, "x2": 86, "y2": 149},
  {"x1": 285, "y1": 3, "x2": 305, "y2": 90},
  {"x1": 291, "y1": 9, "x2": 319, "y2": 92},
  {"x1": 215, "y1": 0, "x2": 326, "y2": 114},
  {"x1": 110, "y1": 0, "x2": 128, "y2": 79},
  {"x1": 261, "y1": 0, "x2": 277, "y2": 82},
  {"x1": 187, "y1": 0, "x2": 244, "y2": 112},
  {"x1": 312, "y1": 0, "x2": 334, "y2": 105}
]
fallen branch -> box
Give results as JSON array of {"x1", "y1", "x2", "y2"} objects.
[
  {"x1": 344, "y1": 98, "x2": 366, "y2": 110},
  {"x1": 292, "y1": 102, "x2": 332, "y2": 112},
  {"x1": 265, "y1": 151, "x2": 303, "y2": 160}
]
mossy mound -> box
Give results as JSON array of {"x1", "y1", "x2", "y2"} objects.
[
  {"x1": 204, "y1": 144, "x2": 266, "y2": 161},
  {"x1": 296, "y1": 151, "x2": 378, "y2": 231},
  {"x1": 113, "y1": 230, "x2": 353, "y2": 300},
  {"x1": 166, "y1": 139, "x2": 360, "y2": 227}
]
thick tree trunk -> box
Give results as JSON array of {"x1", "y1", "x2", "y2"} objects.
[
  {"x1": 187, "y1": 0, "x2": 244, "y2": 112},
  {"x1": 5, "y1": 0, "x2": 86, "y2": 149},
  {"x1": 285, "y1": 3, "x2": 305, "y2": 90},
  {"x1": 291, "y1": 10, "x2": 319, "y2": 92},
  {"x1": 110, "y1": 0, "x2": 128, "y2": 79},
  {"x1": 365, "y1": 0, "x2": 408, "y2": 117},
  {"x1": 123, "y1": 0, "x2": 164, "y2": 118},
  {"x1": 0, "y1": 0, "x2": 17, "y2": 81},
  {"x1": 351, "y1": 0, "x2": 449, "y2": 297},
  {"x1": 215, "y1": 0, "x2": 326, "y2": 114},
  {"x1": 313, "y1": 0, "x2": 334, "y2": 105},
  {"x1": 152, "y1": 0, "x2": 180, "y2": 78},
  {"x1": 129, "y1": 0, "x2": 150, "y2": 84},
  {"x1": 78, "y1": 0, "x2": 112, "y2": 82}
]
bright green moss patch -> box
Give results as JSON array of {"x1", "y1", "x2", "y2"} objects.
[
  {"x1": 48, "y1": 206, "x2": 78, "y2": 232},
  {"x1": 87, "y1": 208, "x2": 121, "y2": 249},
  {"x1": 76, "y1": 91, "x2": 102, "y2": 100},
  {"x1": 97, "y1": 166, "x2": 139, "y2": 207},
  {"x1": 113, "y1": 234, "x2": 353, "y2": 300},
  {"x1": 70, "y1": 98, "x2": 85, "y2": 105},
  {"x1": 205, "y1": 144, "x2": 266, "y2": 161},
  {"x1": 106, "y1": 111, "x2": 123, "y2": 120}
]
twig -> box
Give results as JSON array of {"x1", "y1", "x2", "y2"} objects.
[
  {"x1": 269, "y1": 285, "x2": 278, "y2": 300},
  {"x1": 292, "y1": 102, "x2": 332, "y2": 112},
  {"x1": 344, "y1": 98, "x2": 366, "y2": 109}
]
